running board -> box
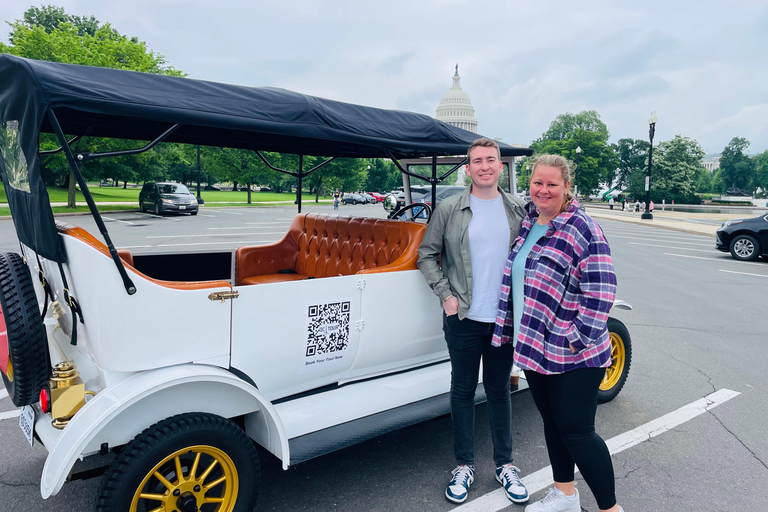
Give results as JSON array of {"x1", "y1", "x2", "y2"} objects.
[{"x1": 282, "y1": 364, "x2": 528, "y2": 466}]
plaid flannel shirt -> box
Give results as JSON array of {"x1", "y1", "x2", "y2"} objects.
[{"x1": 492, "y1": 200, "x2": 616, "y2": 375}]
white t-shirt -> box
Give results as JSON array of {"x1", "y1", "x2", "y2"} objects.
[{"x1": 466, "y1": 194, "x2": 510, "y2": 322}]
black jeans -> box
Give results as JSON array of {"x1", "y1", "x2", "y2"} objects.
[
  {"x1": 443, "y1": 314, "x2": 515, "y2": 467},
  {"x1": 525, "y1": 367, "x2": 616, "y2": 510}
]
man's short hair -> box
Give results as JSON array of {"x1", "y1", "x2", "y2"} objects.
[{"x1": 467, "y1": 137, "x2": 501, "y2": 162}]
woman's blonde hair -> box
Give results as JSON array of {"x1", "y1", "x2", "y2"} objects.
[{"x1": 529, "y1": 154, "x2": 576, "y2": 214}]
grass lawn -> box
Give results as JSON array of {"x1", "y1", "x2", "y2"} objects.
[{"x1": 0, "y1": 183, "x2": 329, "y2": 204}]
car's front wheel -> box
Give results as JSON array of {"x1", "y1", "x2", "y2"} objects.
[
  {"x1": 96, "y1": 413, "x2": 260, "y2": 512},
  {"x1": 729, "y1": 234, "x2": 760, "y2": 261},
  {"x1": 155, "y1": 200, "x2": 163, "y2": 215}
]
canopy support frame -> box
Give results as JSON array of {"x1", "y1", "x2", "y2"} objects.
[
  {"x1": 253, "y1": 151, "x2": 336, "y2": 213},
  {"x1": 75, "y1": 124, "x2": 181, "y2": 163},
  {"x1": 46, "y1": 109, "x2": 137, "y2": 296}
]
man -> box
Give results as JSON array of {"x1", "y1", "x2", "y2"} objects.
[
  {"x1": 417, "y1": 138, "x2": 529, "y2": 505},
  {"x1": 333, "y1": 189, "x2": 341, "y2": 210}
]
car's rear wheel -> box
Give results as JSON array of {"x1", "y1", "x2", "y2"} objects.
[
  {"x1": 0, "y1": 252, "x2": 50, "y2": 407},
  {"x1": 597, "y1": 317, "x2": 632, "y2": 404},
  {"x1": 139, "y1": 200, "x2": 146, "y2": 213},
  {"x1": 155, "y1": 200, "x2": 163, "y2": 215},
  {"x1": 96, "y1": 413, "x2": 260, "y2": 512},
  {"x1": 729, "y1": 234, "x2": 760, "y2": 261}
]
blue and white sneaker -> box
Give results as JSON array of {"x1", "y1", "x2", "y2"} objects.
[
  {"x1": 495, "y1": 464, "x2": 529, "y2": 503},
  {"x1": 445, "y1": 465, "x2": 475, "y2": 503}
]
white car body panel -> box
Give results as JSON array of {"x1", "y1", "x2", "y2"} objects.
[
  {"x1": 40, "y1": 364, "x2": 286, "y2": 498},
  {"x1": 42, "y1": 236, "x2": 232, "y2": 372}
]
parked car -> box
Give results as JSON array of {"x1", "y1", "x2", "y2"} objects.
[
  {"x1": 715, "y1": 214, "x2": 768, "y2": 260},
  {"x1": 367, "y1": 192, "x2": 385, "y2": 202},
  {"x1": 420, "y1": 185, "x2": 465, "y2": 207},
  {"x1": 359, "y1": 192, "x2": 377, "y2": 204},
  {"x1": 139, "y1": 182, "x2": 199, "y2": 215},
  {"x1": 342, "y1": 193, "x2": 366, "y2": 204}
]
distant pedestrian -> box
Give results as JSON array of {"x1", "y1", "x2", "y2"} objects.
[
  {"x1": 608, "y1": 197, "x2": 615, "y2": 210},
  {"x1": 621, "y1": 199, "x2": 627, "y2": 211},
  {"x1": 333, "y1": 189, "x2": 341, "y2": 210},
  {"x1": 649, "y1": 201, "x2": 654, "y2": 213},
  {"x1": 641, "y1": 201, "x2": 646, "y2": 211},
  {"x1": 634, "y1": 200, "x2": 640, "y2": 212}
]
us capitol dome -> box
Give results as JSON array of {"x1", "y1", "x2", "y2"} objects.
[{"x1": 436, "y1": 64, "x2": 478, "y2": 133}]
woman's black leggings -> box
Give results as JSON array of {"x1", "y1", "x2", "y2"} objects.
[{"x1": 525, "y1": 367, "x2": 617, "y2": 510}]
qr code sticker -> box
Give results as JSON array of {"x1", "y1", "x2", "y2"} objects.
[{"x1": 306, "y1": 302, "x2": 350, "y2": 357}]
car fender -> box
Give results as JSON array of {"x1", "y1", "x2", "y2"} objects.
[{"x1": 40, "y1": 364, "x2": 288, "y2": 498}]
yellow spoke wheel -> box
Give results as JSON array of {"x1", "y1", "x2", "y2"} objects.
[
  {"x1": 131, "y1": 445, "x2": 238, "y2": 512},
  {"x1": 597, "y1": 317, "x2": 632, "y2": 404},
  {"x1": 97, "y1": 413, "x2": 260, "y2": 512}
]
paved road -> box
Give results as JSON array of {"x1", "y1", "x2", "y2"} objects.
[{"x1": 0, "y1": 205, "x2": 766, "y2": 511}]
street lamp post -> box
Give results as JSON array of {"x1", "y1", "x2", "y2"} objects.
[
  {"x1": 574, "y1": 146, "x2": 581, "y2": 199},
  {"x1": 641, "y1": 112, "x2": 658, "y2": 220}
]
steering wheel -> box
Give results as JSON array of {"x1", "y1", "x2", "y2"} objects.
[{"x1": 387, "y1": 202, "x2": 432, "y2": 223}]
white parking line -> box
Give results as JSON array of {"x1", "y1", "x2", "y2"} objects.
[
  {"x1": 0, "y1": 388, "x2": 7, "y2": 400},
  {"x1": 102, "y1": 216, "x2": 136, "y2": 225},
  {"x1": 719, "y1": 269, "x2": 768, "y2": 278},
  {"x1": 628, "y1": 242, "x2": 714, "y2": 253},
  {"x1": 452, "y1": 388, "x2": 740, "y2": 512},
  {"x1": 608, "y1": 235, "x2": 711, "y2": 247},
  {"x1": 157, "y1": 240, "x2": 274, "y2": 247},
  {"x1": 664, "y1": 253, "x2": 768, "y2": 267},
  {"x1": 0, "y1": 410, "x2": 19, "y2": 421},
  {"x1": 145, "y1": 232, "x2": 284, "y2": 239}
]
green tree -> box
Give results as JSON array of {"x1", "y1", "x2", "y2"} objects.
[
  {"x1": 1, "y1": 6, "x2": 183, "y2": 206},
  {"x1": 719, "y1": 137, "x2": 755, "y2": 194},
  {"x1": 753, "y1": 150, "x2": 768, "y2": 198},
  {"x1": 612, "y1": 138, "x2": 650, "y2": 190},
  {"x1": 694, "y1": 166, "x2": 713, "y2": 193},
  {"x1": 531, "y1": 112, "x2": 618, "y2": 197},
  {"x1": 365, "y1": 159, "x2": 400, "y2": 193},
  {"x1": 647, "y1": 135, "x2": 705, "y2": 203}
]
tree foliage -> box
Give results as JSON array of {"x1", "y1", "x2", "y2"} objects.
[
  {"x1": 531, "y1": 111, "x2": 618, "y2": 197},
  {"x1": 719, "y1": 137, "x2": 755, "y2": 194},
  {"x1": 644, "y1": 135, "x2": 705, "y2": 203},
  {"x1": 611, "y1": 138, "x2": 649, "y2": 190}
]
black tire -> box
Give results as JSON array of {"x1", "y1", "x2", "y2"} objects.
[
  {"x1": 139, "y1": 199, "x2": 146, "y2": 213},
  {"x1": 190, "y1": 211, "x2": 198, "y2": 216},
  {"x1": 597, "y1": 317, "x2": 632, "y2": 404},
  {"x1": 0, "y1": 252, "x2": 50, "y2": 406},
  {"x1": 96, "y1": 412, "x2": 260, "y2": 512},
  {"x1": 155, "y1": 200, "x2": 163, "y2": 215},
  {"x1": 729, "y1": 234, "x2": 760, "y2": 261}
]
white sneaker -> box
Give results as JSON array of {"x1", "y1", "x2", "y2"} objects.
[
  {"x1": 495, "y1": 464, "x2": 529, "y2": 503},
  {"x1": 525, "y1": 487, "x2": 580, "y2": 512},
  {"x1": 445, "y1": 465, "x2": 475, "y2": 503}
]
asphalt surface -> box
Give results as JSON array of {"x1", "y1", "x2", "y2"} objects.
[{"x1": 0, "y1": 203, "x2": 766, "y2": 512}]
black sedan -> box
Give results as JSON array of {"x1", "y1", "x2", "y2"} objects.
[
  {"x1": 715, "y1": 214, "x2": 768, "y2": 260},
  {"x1": 342, "y1": 193, "x2": 366, "y2": 205}
]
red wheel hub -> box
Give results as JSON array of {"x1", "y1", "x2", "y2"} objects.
[{"x1": 0, "y1": 304, "x2": 8, "y2": 375}]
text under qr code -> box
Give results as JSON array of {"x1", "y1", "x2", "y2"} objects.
[{"x1": 306, "y1": 301, "x2": 351, "y2": 357}]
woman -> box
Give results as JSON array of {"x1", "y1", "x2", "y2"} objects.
[{"x1": 493, "y1": 154, "x2": 623, "y2": 512}]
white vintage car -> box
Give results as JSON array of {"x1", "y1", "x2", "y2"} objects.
[{"x1": 0, "y1": 55, "x2": 631, "y2": 512}]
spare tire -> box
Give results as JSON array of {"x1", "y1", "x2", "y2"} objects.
[{"x1": 0, "y1": 252, "x2": 50, "y2": 406}]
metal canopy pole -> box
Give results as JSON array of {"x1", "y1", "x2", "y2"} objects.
[
  {"x1": 75, "y1": 124, "x2": 180, "y2": 162},
  {"x1": 253, "y1": 151, "x2": 336, "y2": 213},
  {"x1": 46, "y1": 109, "x2": 137, "y2": 295},
  {"x1": 431, "y1": 154, "x2": 438, "y2": 210},
  {"x1": 297, "y1": 154, "x2": 303, "y2": 214}
]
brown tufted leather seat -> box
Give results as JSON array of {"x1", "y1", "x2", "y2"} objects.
[{"x1": 235, "y1": 213, "x2": 426, "y2": 286}]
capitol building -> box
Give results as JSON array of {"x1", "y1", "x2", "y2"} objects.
[{"x1": 436, "y1": 65, "x2": 478, "y2": 133}]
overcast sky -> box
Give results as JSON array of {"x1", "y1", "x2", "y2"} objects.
[{"x1": 2, "y1": 1, "x2": 766, "y2": 154}]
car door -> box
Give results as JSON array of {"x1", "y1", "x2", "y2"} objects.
[{"x1": 230, "y1": 276, "x2": 363, "y2": 401}]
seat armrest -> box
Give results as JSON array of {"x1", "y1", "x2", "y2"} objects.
[{"x1": 235, "y1": 234, "x2": 300, "y2": 286}]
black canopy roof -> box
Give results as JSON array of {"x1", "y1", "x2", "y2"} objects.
[
  {"x1": 2, "y1": 54, "x2": 531, "y2": 159},
  {"x1": 0, "y1": 54, "x2": 532, "y2": 262}
]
